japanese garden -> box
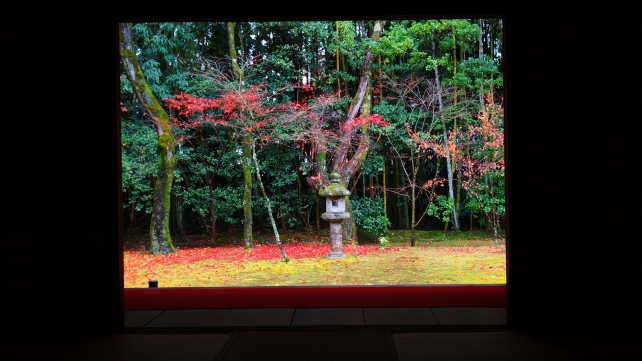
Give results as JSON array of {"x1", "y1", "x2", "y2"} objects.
[{"x1": 119, "y1": 19, "x2": 506, "y2": 288}]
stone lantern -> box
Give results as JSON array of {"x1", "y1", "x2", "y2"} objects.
[{"x1": 319, "y1": 172, "x2": 351, "y2": 259}]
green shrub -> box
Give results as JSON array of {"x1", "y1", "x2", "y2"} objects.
[{"x1": 350, "y1": 196, "x2": 391, "y2": 237}]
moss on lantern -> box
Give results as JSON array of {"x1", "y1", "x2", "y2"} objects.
[{"x1": 319, "y1": 172, "x2": 350, "y2": 197}]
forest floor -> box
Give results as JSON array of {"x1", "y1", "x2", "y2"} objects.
[{"x1": 123, "y1": 229, "x2": 506, "y2": 287}]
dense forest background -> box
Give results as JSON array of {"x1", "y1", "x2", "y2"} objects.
[{"x1": 119, "y1": 19, "x2": 505, "y2": 254}]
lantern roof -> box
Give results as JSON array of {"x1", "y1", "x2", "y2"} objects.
[{"x1": 319, "y1": 172, "x2": 350, "y2": 196}]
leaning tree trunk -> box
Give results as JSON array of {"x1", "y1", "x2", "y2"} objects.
[
  {"x1": 120, "y1": 22, "x2": 176, "y2": 254},
  {"x1": 251, "y1": 141, "x2": 288, "y2": 261}
]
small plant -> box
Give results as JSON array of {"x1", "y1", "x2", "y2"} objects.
[{"x1": 378, "y1": 236, "x2": 391, "y2": 249}]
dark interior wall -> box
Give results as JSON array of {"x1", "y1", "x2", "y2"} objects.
[
  {"x1": 2, "y1": 22, "x2": 123, "y2": 333},
  {"x1": 1, "y1": 17, "x2": 639, "y2": 334},
  {"x1": 504, "y1": 17, "x2": 640, "y2": 329}
]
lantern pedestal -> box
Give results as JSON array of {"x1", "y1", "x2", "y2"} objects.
[
  {"x1": 321, "y1": 211, "x2": 350, "y2": 259},
  {"x1": 319, "y1": 172, "x2": 352, "y2": 260}
]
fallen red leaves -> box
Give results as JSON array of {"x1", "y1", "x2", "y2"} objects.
[
  {"x1": 123, "y1": 241, "x2": 506, "y2": 287},
  {"x1": 124, "y1": 240, "x2": 395, "y2": 268}
]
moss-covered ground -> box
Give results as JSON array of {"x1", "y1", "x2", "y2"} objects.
[{"x1": 123, "y1": 229, "x2": 506, "y2": 287}]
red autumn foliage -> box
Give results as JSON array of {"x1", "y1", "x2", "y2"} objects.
[
  {"x1": 455, "y1": 96, "x2": 505, "y2": 179},
  {"x1": 163, "y1": 84, "x2": 282, "y2": 136},
  {"x1": 343, "y1": 113, "x2": 389, "y2": 131},
  {"x1": 124, "y1": 240, "x2": 397, "y2": 269},
  {"x1": 123, "y1": 241, "x2": 506, "y2": 287},
  {"x1": 123, "y1": 241, "x2": 402, "y2": 285}
]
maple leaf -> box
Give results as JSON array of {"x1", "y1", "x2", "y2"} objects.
[{"x1": 343, "y1": 113, "x2": 389, "y2": 131}]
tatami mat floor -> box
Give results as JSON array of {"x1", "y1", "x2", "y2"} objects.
[
  {"x1": 5, "y1": 308, "x2": 636, "y2": 360},
  {"x1": 125, "y1": 307, "x2": 509, "y2": 328}
]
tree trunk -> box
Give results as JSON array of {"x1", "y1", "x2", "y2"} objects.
[
  {"x1": 149, "y1": 133, "x2": 176, "y2": 254},
  {"x1": 251, "y1": 141, "x2": 288, "y2": 261},
  {"x1": 410, "y1": 179, "x2": 416, "y2": 246},
  {"x1": 478, "y1": 18, "x2": 486, "y2": 112},
  {"x1": 431, "y1": 37, "x2": 460, "y2": 231},
  {"x1": 242, "y1": 134, "x2": 253, "y2": 248},
  {"x1": 228, "y1": 22, "x2": 253, "y2": 248},
  {"x1": 382, "y1": 153, "x2": 388, "y2": 231},
  {"x1": 396, "y1": 157, "x2": 409, "y2": 229},
  {"x1": 127, "y1": 201, "x2": 136, "y2": 234},
  {"x1": 170, "y1": 193, "x2": 186, "y2": 242},
  {"x1": 227, "y1": 22, "x2": 243, "y2": 82},
  {"x1": 208, "y1": 180, "x2": 217, "y2": 246},
  {"x1": 452, "y1": 27, "x2": 462, "y2": 228},
  {"x1": 336, "y1": 21, "x2": 341, "y2": 96},
  {"x1": 341, "y1": 194, "x2": 358, "y2": 245},
  {"x1": 316, "y1": 193, "x2": 321, "y2": 236},
  {"x1": 335, "y1": 21, "x2": 386, "y2": 242},
  {"x1": 390, "y1": 157, "x2": 397, "y2": 228},
  {"x1": 455, "y1": 172, "x2": 462, "y2": 224},
  {"x1": 304, "y1": 20, "x2": 386, "y2": 243},
  {"x1": 279, "y1": 196, "x2": 287, "y2": 231},
  {"x1": 120, "y1": 23, "x2": 176, "y2": 254}
]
